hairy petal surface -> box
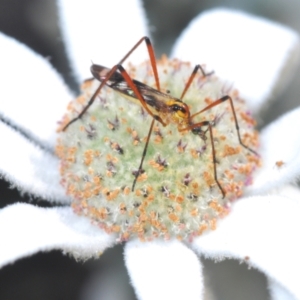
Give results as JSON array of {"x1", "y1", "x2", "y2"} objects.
[
  {"x1": 192, "y1": 187, "x2": 300, "y2": 299},
  {"x1": 125, "y1": 239, "x2": 203, "y2": 300},
  {"x1": 171, "y1": 8, "x2": 300, "y2": 113},
  {"x1": 58, "y1": 0, "x2": 149, "y2": 81},
  {"x1": 0, "y1": 32, "x2": 73, "y2": 149},
  {"x1": 0, "y1": 122, "x2": 69, "y2": 203},
  {"x1": 248, "y1": 107, "x2": 300, "y2": 195},
  {"x1": 0, "y1": 203, "x2": 116, "y2": 268}
]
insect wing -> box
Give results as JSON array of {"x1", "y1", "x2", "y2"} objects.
[{"x1": 91, "y1": 64, "x2": 172, "y2": 114}]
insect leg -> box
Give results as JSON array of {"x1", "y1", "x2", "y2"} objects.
[
  {"x1": 62, "y1": 68, "x2": 115, "y2": 131},
  {"x1": 62, "y1": 36, "x2": 160, "y2": 131},
  {"x1": 180, "y1": 120, "x2": 226, "y2": 198},
  {"x1": 117, "y1": 36, "x2": 160, "y2": 91},
  {"x1": 190, "y1": 95, "x2": 258, "y2": 155},
  {"x1": 91, "y1": 63, "x2": 165, "y2": 191},
  {"x1": 105, "y1": 66, "x2": 166, "y2": 191},
  {"x1": 132, "y1": 118, "x2": 156, "y2": 191},
  {"x1": 180, "y1": 64, "x2": 213, "y2": 100}
]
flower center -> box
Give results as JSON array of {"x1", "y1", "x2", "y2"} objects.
[{"x1": 56, "y1": 57, "x2": 260, "y2": 242}]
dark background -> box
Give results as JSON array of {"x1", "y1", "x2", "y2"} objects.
[{"x1": 1, "y1": 1, "x2": 299, "y2": 299}]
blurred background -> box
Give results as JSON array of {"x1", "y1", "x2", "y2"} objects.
[{"x1": 0, "y1": 1, "x2": 299, "y2": 299}]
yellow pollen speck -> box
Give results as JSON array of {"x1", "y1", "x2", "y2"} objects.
[
  {"x1": 175, "y1": 204, "x2": 182, "y2": 212},
  {"x1": 222, "y1": 145, "x2": 241, "y2": 157},
  {"x1": 84, "y1": 149, "x2": 94, "y2": 165},
  {"x1": 123, "y1": 186, "x2": 131, "y2": 195},
  {"x1": 106, "y1": 154, "x2": 118, "y2": 163},
  {"x1": 175, "y1": 195, "x2": 184, "y2": 203},
  {"x1": 190, "y1": 208, "x2": 198, "y2": 216},
  {"x1": 137, "y1": 173, "x2": 148, "y2": 182},
  {"x1": 119, "y1": 203, "x2": 127, "y2": 213},
  {"x1": 210, "y1": 218, "x2": 217, "y2": 230},
  {"x1": 238, "y1": 163, "x2": 253, "y2": 175},
  {"x1": 224, "y1": 169, "x2": 235, "y2": 180},
  {"x1": 76, "y1": 95, "x2": 86, "y2": 104},
  {"x1": 93, "y1": 176, "x2": 101, "y2": 185},
  {"x1": 203, "y1": 171, "x2": 215, "y2": 187},
  {"x1": 240, "y1": 111, "x2": 256, "y2": 125},
  {"x1": 169, "y1": 213, "x2": 179, "y2": 223},
  {"x1": 93, "y1": 186, "x2": 101, "y2": 195},
  {"x1": 112, "y1": 225, "x2": 121, "y2": 233},
  {"x1": 275, "y1": 160, "x2": 285, "y2": 168},
  {"x1": 198, "y1": 224, "x2": 208, "y2": 235}
]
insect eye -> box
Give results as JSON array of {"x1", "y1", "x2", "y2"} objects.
[{"x1": 172, "y1": 104, "x2": 186, "y2": 114}]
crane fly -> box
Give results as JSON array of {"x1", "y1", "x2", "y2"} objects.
[{"x1": 62, "y1": 36, "x2": 257, "y2": 198}]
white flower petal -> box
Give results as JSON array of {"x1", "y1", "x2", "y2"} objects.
[
  {"x1": 171, "y1": 8, "x2": 300, "y2": 113},
  {"x1": 0, "y1": 203, "x2": 115, "y2": 268},
  {"x1": 248, "y1": 107, "x2": 300, "y2": 195},
  {"x1": 58, "y1": 0, "x2": 149, "y2": 81},
  {"x1": 124, "y1": 239, "x2": 203, "y2": 300},
  {"x1": 192, "y1": 191, "x2": 300, "y2": 299},
  {"x1": 0, "y1": 32, "x2": 74, "y2": 148},
  {"x1": 0, "y1": 122, "x2": 69, "y2": 203},
  {"x1": 268, "y1": 279, "x2": 298, "y2": 300}
]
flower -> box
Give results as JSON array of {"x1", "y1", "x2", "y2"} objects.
[
  {"x1": 57, "y1": 56, "x2": 261, "y2": 242},
  {"x1": 1, "y1": 1, "x2": 300, "y2": 300}
]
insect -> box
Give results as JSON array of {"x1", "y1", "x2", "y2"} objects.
[{"x1": 62, "y1": 36, "x2": 257, "y2": 198}]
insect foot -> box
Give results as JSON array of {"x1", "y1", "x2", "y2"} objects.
[{"x1": 56, "y1": 56, "x2": 260, "y2": 242}]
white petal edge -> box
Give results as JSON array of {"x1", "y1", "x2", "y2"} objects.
[
  {"x1": 124, "y1": 239, "x2": 203, "y2": 300},
  {"x1": 191, "y1": 188, "x2": 300, "y2": 299},
  {"x1": 268, "y1": 279, "x2": 298, "y2": 300},
  {"x1": 171, "y1": 8, "x2": 300, "y2": 113},
  {"x1": 0, "y1": 122, "x2": 70, "y2": 203},
  {"x1": 0, "y1": 32, "x2": 74, "y2": 148},
  {"x1": 58, "y1": 0, "x2": 149, "y2": 81},
  {"x1": 0, "y1": 203, "x2": 116, "y2": 268},
  {"x1": 247, "y1": 106, "x2": 300, "y2": 195}
]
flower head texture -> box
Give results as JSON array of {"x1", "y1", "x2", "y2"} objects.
[
  {"x1": 1, "y1": 1, "x2": 300, "y2": 300},
  {"x1": 56, "y1": 56, "x2": 260, "y2": 242}
]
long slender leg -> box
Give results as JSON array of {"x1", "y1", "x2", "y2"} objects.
[
  {"x1": 117, "y1": 37, "x2": 160, "y2": 91},
  {"x1": 63, "y1": 36, "x2": 160, "y2": 131},
  {"x1": 180, "y1": 120, "x2": 226, "y2": 198},
  {"x1": 190, "y1": 95, "x2": 258, "y2": 155},
  {"x1": 64, "y1": 63, "x2": 165, "y2": 191},
  {"x1": 180, "y1": 64, "x2": 213, "y2": 100},
  {"x1": 132, "y1": 118, "x2": 156, "y2": 191}
]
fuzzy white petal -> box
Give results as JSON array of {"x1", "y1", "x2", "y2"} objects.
[
  {"x1": 0, "y1": 203, "x2": 115, "y2": 268},
  {"x1": 192, "y1": 189, "x2": 300, "y2": 299},
  {"x1": 0, "y1": 32, "x2": 74, "y2": 148},
  {"x1": 247, "y1": 107, "x2": 300, "y2": 195},
  {"x1": 0, "y1": 122, "x2": 69, "y2": 203},
  {"x1": 124, "y1": 239, "x2": 203, "y2": 300},
  {"x1": 58, "y1": 0, "x2": 149, "y2": 81},
  {"x1": 268, "y1": 279, "x2": 298, "y2": 300},
  {"x1": 171, "y1": 9, "x2": 300, "y2": 113}
]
